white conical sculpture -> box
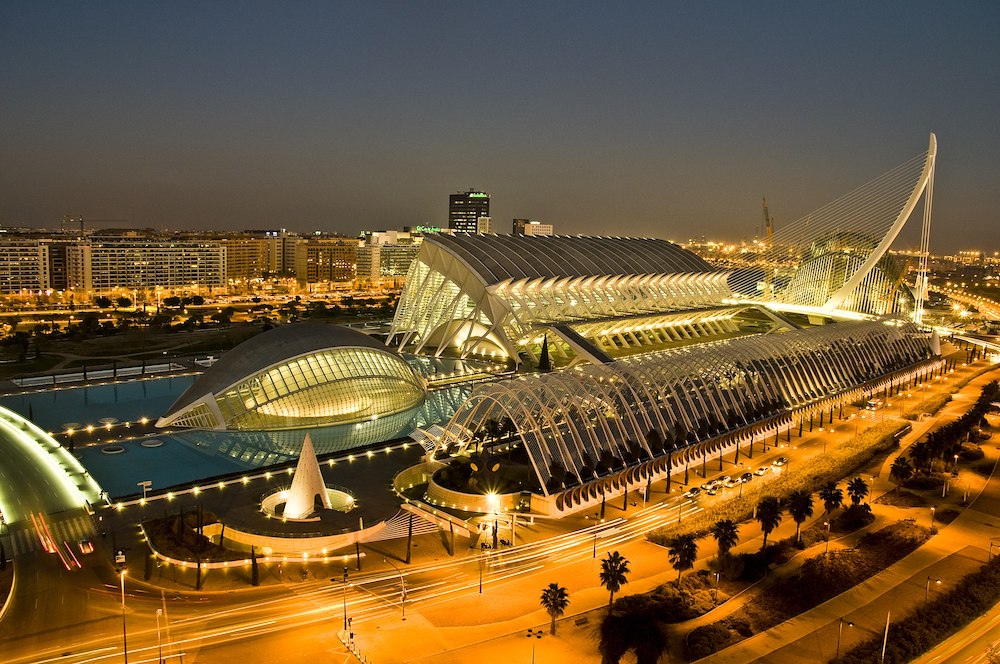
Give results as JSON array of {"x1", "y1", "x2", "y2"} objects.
[
  {"x1": 930, "y1": 330, "x2": 941, "y2": 356},
  {"x1": 283, "y1": 433, "x2": 332, "y2": 519}
]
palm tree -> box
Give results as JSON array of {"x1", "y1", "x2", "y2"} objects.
[
  {"x1": 667, "y1": 534, "x2": 698, "y2": 587},
  {"x1": 910, "y1": 441, "x2": 933, "y2": 475},
  {"x1": 599, "y1": 551, "x2": 630, "y2": 606},
  {"x1": 755, "y1": 496, "x2": 783, "y2": 552},
  {"x1": 539, "y1": 583, "x2": 570, "y2": 635},
  {"x1": 818, "y1": 481, "x2": 844, "y2": 516},
  {"x1": 890, "y1": 456, "x2": 914, "y2": 488},
  {"x1": 786, "y1": 490, "x2": 814, "y2": 544},
  {"x1": 710, "y1": 519, "x2": 740, "y2": 558},
  {"x1": 846, "y1": 477, "x2": 870, "y2": 506}
]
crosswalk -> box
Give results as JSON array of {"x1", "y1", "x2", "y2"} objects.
[{"x1": 6, "y1": 513, "x2": 96, "y2": 557}]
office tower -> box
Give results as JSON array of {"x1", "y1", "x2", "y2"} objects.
[{"x1": 448, "y1": 189, "x2": 490, "y2": 234}]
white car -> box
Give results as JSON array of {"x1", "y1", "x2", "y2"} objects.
[
  {"x1": 683, "y1": 487, "x2": 702, "y2": 499},
  {"x1": 755, "y1": 466, "x2": 770, "y2": 476}
]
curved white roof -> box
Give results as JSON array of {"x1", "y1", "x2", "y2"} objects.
[
  {"x1": 166, "y1": 323, "x2": 403, "y2": 415},
  {"x1": 425, "y1": 234, "x2": 713, "y2": 285}
]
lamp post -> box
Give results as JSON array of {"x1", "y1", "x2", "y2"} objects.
[
  {"x1": 119, "y1": 568, "x2": 128, "y2": 664},
  {"x1": 824, "y1": 521, "x2": 831, "y2": 554},
  {"x1": 836, "y1": 617, "x2": 854, "y2": 659},
  {"x1": 155, "y1": 608, "x2": 163, "y2": 664},
  {"x1": 342, "y1": 567, "x2": 349, "y2": 631},
  {"x1": 924, "y1": 576, "x2": 941, "y2": 605},
  {"x1": 383, "y1": 558, "x2": 406, "y2": 620},
  {"x1": 712, "y1": 571, "x2": 720, "y2": 606},
  {"x1": 930, "y1": 506, "x2": 936, "y2": 528},
  {"x1": 526, "y1": 628, "x2": 543, "y2": 664}
]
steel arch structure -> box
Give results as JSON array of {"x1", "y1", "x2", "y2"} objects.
[{"x1": 441, "y1": 321, "x2": 931, "y2": 494}]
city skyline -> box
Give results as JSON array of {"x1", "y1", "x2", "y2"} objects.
[{"x1": 2, "y1": 2, "x2": 999, "y2": 251}]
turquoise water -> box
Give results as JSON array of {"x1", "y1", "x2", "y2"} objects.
[
  {"x1": 2, "y1": 356, "x2": 481, "y2": 498},
  {"x1": 0, "y1": 375, "x2": 196, "y2": 431}
]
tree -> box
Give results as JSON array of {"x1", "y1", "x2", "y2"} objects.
[
  {"x1": 910, "y1": 441, "x2": 933, "y2": 474},
  {"x1": 94, "y1": 295, "x2": 113, "y2": 308},
  {"x1": 818, "y1": 481, "x2": 844, "y2": 516},
  {"x1": 890, "y1": 456, "x2": 914, "y2": 488},
  {"x1": 709, "y1": 519, "x2": 739, "y2": 558},
  {"x1": 539, "y1": 582, "x2": 570, "y2": 635},
  {"x1": 666, "y1": 534, "x2": 698, "y2": 587},
  {"x1": 846, "y1": 477, "x2": 870, "y2": 506},
  {"x1": 755, "y1": 496, "x2": 783, "y2": 552},
  {"x1": 786, "y1": 489, "x2": 814, "y2": 544},
  {"x1": 599, "y1": 551, "x2": 630, "y2": 606},
  {"x1": 115, "y1": 296, "x2": 133, "y2": 309}
]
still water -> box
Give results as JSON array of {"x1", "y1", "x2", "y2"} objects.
[{"x1": 0, "y1": 361, "x2": 476, "y2": 498}]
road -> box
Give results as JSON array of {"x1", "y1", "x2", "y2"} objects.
[{"x1": 0, "y1": 360, "x2": 992, "y2": 663}]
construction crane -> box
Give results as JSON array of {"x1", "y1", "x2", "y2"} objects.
[
  {"x1": 61, "y1": 215, "x2": 133, "y2": 237},
  {"x1": 761, "y1": 198, "x2": 774, "y2": 246}
]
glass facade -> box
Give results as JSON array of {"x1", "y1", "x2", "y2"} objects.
[{"x1": 164, "y1": 347, "x2": 425, "y2": 431}]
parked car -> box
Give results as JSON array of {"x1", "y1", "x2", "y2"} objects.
[
  {"x1": 683, "y1": 487, "x2": 701, "y2": 499},
  {"x1": 772, "y1": 457, "x2": 788, "y2": 467},
  {"x1": 755, "y1": 466, "x2": 770, "y2": 476},
  {"x1": 705, "y1": 485, "x2": 719, "y2": 496},
  {"x1": 719, "y1": 475, "x2": 732, "y2": 484},
  {"x1": 700, "y1": 482, "x2": 714, "y2": 491}
]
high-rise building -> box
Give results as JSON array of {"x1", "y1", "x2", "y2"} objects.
[
  {"x1": 448, "y1": 189, "x2": 490, "y2": 234},
  {"x1": 66, "y1": 235, "x2": 226, "y2": 293},
  {"x1": 513, "y1": 219, "x2": 553, "y2": 237},
  {"x1": 0, "y1": 239, "x2": 50, "y2": 293}
]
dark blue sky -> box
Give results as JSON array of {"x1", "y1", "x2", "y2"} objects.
[{"x1": 2, "y1": 2, "x2": 998, "y2": 251}]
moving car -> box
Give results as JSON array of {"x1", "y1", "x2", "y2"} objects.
[
  {"x1": 740, "y1": 472, "x2": 754, "y2": 483},
  {"x1": 772, "y1": 457, "x2": 788, "y2": 467},
  {"x1": 683, "y1": 487, "x2": 701, "y2": 499},
  {"x1": 722, "y1": 478, "x2": 740, "y2": 489},
  {"x1": 755, "y1": 466, "x2": 770, "y2": 476}
]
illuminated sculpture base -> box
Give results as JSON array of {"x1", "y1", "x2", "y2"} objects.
[{"x1": 260, "y1": 486, "x2": 355, "y2": 522}]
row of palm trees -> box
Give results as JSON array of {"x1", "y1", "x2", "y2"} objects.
[
  {"x1": 537, "y1": 550, "x2": 632, "y2": 636},
  {"x1": 539, "y1": 479, "x2": 876, "y2": 636}
]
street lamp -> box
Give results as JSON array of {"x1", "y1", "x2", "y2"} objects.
[
  {"x1": 712, "y1": 571, "x2": 720, "y2": 606},
  {"x1": 526, "y1": 628, "x2": 543, "y2": 664},
  {"x1": 836, "y1": 617, "x2": 854, "y2": 659},
  {"x1": 155, "y1": 608, "x2": 163, "y2": 664},
  {"x1": 930, "y1": 506, "x2": 936, "y2": 528},
  {"x1": 824, "y1": 521, "x2": 831, "y2": 554},
  {"x1": 342, "y1": 567, "x2": 349, "y2": 630},
  {"x1": 383, "y1": 558, "x2": 407, "y2": 620},
  {"x1": 924, "y1": 576, "x2": 941, "y2": 605},
  {"x1": 119, "y1": 568, "x2": 128, "y2": 664}
]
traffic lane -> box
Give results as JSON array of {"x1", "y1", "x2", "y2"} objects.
[{"x1": 0, "y1": 423, "x2": 84, "y2": 522}]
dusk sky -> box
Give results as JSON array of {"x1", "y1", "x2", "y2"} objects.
[{"x1": 2, "y1": 2, "x2": 998, "y2": 251}]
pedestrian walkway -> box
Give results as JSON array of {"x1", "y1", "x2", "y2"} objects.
[{"x1": 7, "y1": 512, "x2": 96, "y2": 556}]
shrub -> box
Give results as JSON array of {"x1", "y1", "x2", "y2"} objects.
[
  {"x1": 874, "y1": 488, "x2": 927, "y2": 507},
  {"x1": 958, "y1": 444, "x2": 985, "y2": 461},
  {"x1": 687, "y1": 624, "x2": 735, "y2": 661},
  {"x1": 832, "y1": 503, "x2": 874, "y2": 531},
  {"x1": 904, "y1": 475, "x2": 944, "y2": 491}
]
